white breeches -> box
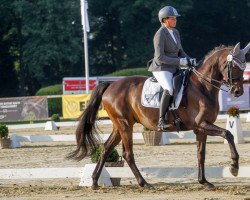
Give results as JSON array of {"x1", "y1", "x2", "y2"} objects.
[{"x1": 152, "y1": 71, "x2": 173, "y2": 95}]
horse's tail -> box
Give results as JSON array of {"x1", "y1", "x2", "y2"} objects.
[{"x1": 67, "y1": 82, "x2": 111, "y2": 161}]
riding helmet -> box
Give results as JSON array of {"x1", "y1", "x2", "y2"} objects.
[{"x1": 158, "y1": 6, "x2": 181, "y2": 23}]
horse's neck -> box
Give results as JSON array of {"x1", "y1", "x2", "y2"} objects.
[{"x1": 191, "y1": 56, "x2": 222, "y2": 97}]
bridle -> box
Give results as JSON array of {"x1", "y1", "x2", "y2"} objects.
[
  {"x1": 192, "y1": 52, "x2": 246, "y2": 92},
  {"x1": 226, "y1": 54, "x2": 246, "y2": 85}
]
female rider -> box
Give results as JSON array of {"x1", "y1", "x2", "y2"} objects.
[{"x1": 148, "y1": 6, "x2": 196, "y2": 131}]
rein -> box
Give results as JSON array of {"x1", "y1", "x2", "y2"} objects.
[
  {"x1": 191, "y1": 52, "x2": 245, "y2": 92},
  {"x1": 192, "y1": 67, "x2": 230, "y2": 92}
]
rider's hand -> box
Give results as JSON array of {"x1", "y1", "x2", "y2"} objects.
[
  {"x1": 179, "y1": 58, "x2": 188, "y2": 66},
  {"x1": 188, "y1": 58, "x2": 197, "y2": 67}
]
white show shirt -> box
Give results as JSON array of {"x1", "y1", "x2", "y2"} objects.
[{"x1": 166, "y1": 27, "x2": 177, "y2": 44}]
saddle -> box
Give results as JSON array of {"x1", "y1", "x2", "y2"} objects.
[
  {"x1": 172, "y1": 68, "x2": 190, "y2": 107},
  {"x1": 142, "y1": 68, "x2": 191, "y2": 108},
  {"x1": 141, "y1": 68, "x2": 191, "y2": 131}
]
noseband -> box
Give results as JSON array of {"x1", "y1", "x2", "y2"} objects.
[{"x1": 192, "y1": 53, "x2": 245, "y2": 92}]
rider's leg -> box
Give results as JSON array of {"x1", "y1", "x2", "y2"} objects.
[
  {"x1": 152, "y1": 71, "x2": 173, "y2": 130},
  {"x1": 158, "y1": 89, "x2": 172, "y2": 130}
]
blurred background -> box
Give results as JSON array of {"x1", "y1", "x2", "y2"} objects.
[{"x1": 0, "y1": 0, "x2": 249, "y2": 97}]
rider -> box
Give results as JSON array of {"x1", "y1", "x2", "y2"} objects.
[{"x1": 148, "y1": 6, "x2": 196, "y2": 131}]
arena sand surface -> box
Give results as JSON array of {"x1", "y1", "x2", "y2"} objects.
[{"x1": 0, "y1": 120, "x2": 250, "y2": 200}]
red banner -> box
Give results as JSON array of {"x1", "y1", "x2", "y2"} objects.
[{"x1": 64, "y1": 79, "x2": 97, "y2": 91}]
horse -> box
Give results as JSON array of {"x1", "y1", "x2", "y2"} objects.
[{"x1": 68, "y1": 42, "x2": 250, "y2": 189}]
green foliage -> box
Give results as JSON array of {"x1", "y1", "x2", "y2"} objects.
[
  {"x1": 180, "y1": 0, "x2": 250, "y2": 59},
  {"x1": 91, "y1": 144, "x2": 120, "y2": 163},
  {"x1": 36, "y1": 84, "x2": 62, "y2": 116},
  {"x1": 51, "y1": 114, "x2": 60, "y2": 122},
  {"x1": 107, "y1": 67, "x2": 151, "y2": 76},
  {"x1": 0, "y1": 1, "x2": 20, "y2": 97},
  {"x1": 36, "y1": 84, "x2": 62, "y2": 96},
  {"x1": 48, "y1": 98, "x2": 62, "y2": 117},
  {"x1": 13, "y1": 0, "x2": 84, "y2": 86},
  {"x1": 0, "y1": 124, "x2": 9, "y2": 139}
]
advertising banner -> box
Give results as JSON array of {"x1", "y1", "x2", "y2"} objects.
[
  {"x1": 62, "y1": 94, "x2": 108, "y2": 119},
  {"x1": 63, "y1": 77, "x2": 97, "y2": 94},
  {"x1": 62, "y1": 76, "x2": 125, "y2": 95},
  {"x1": 0, "y1": 96, "x2": 48, "y2": 122},
  {"x1": 219, "y1": 84, "x2": 250, "y2": 111}
]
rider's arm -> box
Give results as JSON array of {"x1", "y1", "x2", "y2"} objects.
[{"x1": 154, "y1": 30, "x2": 180, "y2": 66}]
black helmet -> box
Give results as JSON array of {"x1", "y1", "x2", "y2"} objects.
[{"x1": 158, "y1": 6, "x2": 180, "y2": 23}]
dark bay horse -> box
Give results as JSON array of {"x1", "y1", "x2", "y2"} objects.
[{"x1": 68, "y1": 42, "x2": 250, "y2": 189}]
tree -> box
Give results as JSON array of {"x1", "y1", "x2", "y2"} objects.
[
  {"x1": 0, "y1": 1, "x2": 19, "y2": 97},
  {"x1": 1, "y1": 0, "x2": 249, "y2": 97},
  {"x1": 11, "y1": 0, "x2": 84, "y2": 93},
  {"x1": 181, "y1": 0, "x2": 250, "y2": 59},
  {"x1": 88, "y1": 0, "x2": 125, "y2": 75},
  {"x1": 88, "y1": 0, "x2": 193, "y2": 72}
]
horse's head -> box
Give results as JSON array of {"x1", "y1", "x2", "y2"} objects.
[{"x1": 220, "y1": 42, "x2": 250, "y2": 97}]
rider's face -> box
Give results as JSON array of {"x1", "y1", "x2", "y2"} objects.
[{"x1": 163, "y1": 17, "x2": 177, "y2": 29}]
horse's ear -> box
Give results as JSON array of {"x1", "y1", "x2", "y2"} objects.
[
  {"x1": 232, "y1": 42, "x2": 240, "y2": 56},
  {"x1": 242, "y1": 42, "x2": 250, "y2": 55}
]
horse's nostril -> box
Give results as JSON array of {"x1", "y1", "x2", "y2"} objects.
[{"x1": 235, "y1": 90, "x2": 240, "y2": 95}]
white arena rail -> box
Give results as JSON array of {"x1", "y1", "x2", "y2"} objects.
[
  {"x1": 9, "y1": 130, "x2": 250, "y2": 148},
  {"x1": 0, "y1": 165, "x2": 249, "y2": 187},
  {"x1": 7, "y1": 120, "x2": 112, "y2": 130},
  {"x1": 6, "y1": 113, "x2": 249, "y2": 130}
]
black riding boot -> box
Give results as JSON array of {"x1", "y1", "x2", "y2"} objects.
[{"x1": 158, "y1": 90, "x2": 172, "y2": 131}]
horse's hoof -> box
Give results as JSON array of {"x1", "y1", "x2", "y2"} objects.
[
  {"x1": 144, "y1": 182, "x2": 153, "y2": 188},
  {"x1": 91, "y1": 184, "x2": 99, "y2": 190},
  {"x1": 139, "y1": 181, "x2": 152, "y2": 188},
  {"x1": 230, "y1": 165, "x2": 239, "y2": 177},
  {"x1": 203, "y1": 182, "x2": 215, "y2": 189},
  {"x1": 199, "y1": 180, "x2": 215, "y2": 189}
]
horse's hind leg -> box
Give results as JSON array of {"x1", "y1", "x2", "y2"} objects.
[
  {"x1": 92, "y1": 128, "x2": 121, "y2": 189},
  {"x1": 118, "y1": 124, "x2": 150, "y2": 187}
]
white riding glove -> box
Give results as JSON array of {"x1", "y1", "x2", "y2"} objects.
[
  {"x1": 180, "y1": 58, "x2": 197, "y2": 67},
  {"x1": 189, "y1": 58, "x2": 197, "y2": 66},
  {"x1": 179, "y1": 58, "x2": 188, "y2": 66}
]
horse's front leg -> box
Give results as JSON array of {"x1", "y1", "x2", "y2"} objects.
[
  {"x1": 196, "y1": 121, "x2": 239, "y2": 177},
  {"x1": 195, "y1": 133, "x2": 214, "y2": 188}
]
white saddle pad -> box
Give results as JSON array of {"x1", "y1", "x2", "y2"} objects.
[{"x1": 141, "y1": 78, "x2": 184, "y2": 110}]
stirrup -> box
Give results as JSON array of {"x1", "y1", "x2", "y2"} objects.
[{"x1": 157, "y1": 119, "x2": 171, "y2": 131}]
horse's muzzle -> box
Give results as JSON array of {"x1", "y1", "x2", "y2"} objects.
[{"x1": 231, "y1": 86, "x2": 244, "y2": 97}]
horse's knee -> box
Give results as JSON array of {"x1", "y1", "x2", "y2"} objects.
[{"x1": 225, "y1": 130, "x2": 234, "y2": 141}]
